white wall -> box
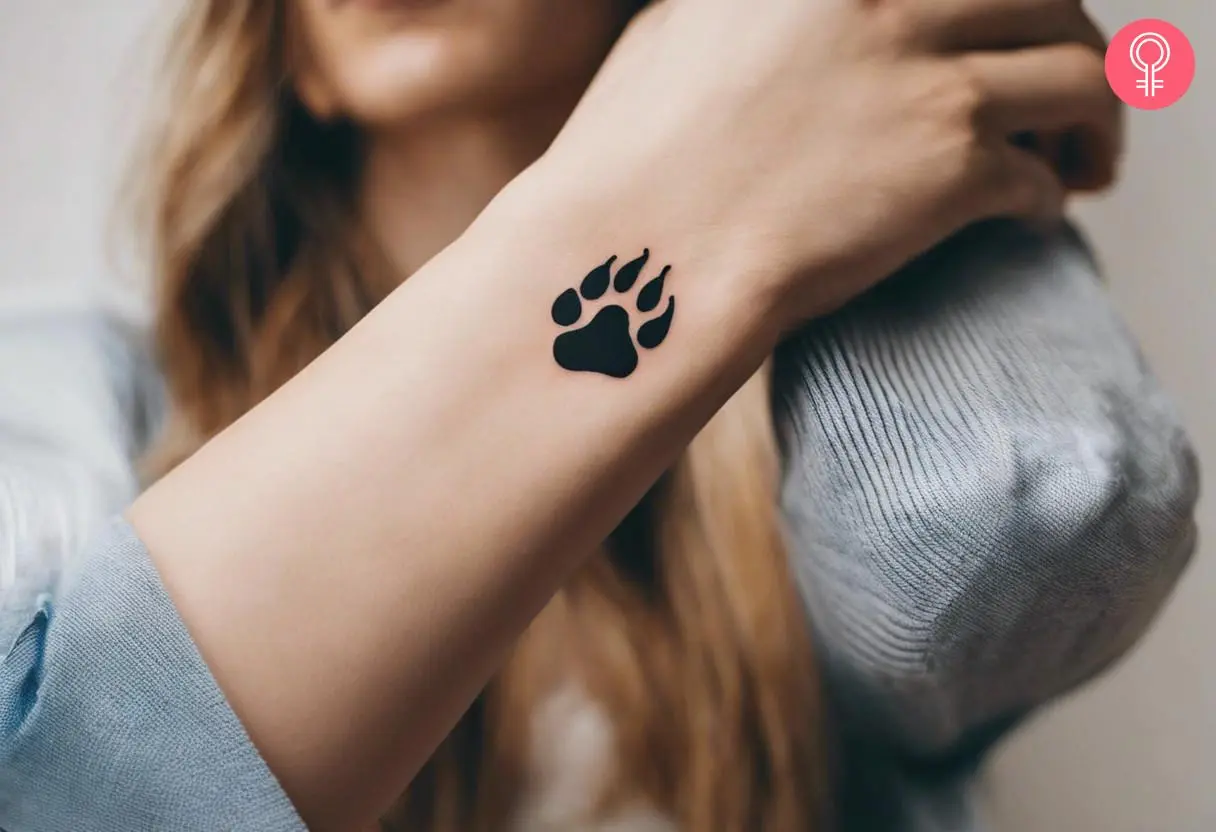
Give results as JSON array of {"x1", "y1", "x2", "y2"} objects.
[
  {"x1": 0, "y1": 0, "x2": 162, "y2": 310},
  {"x1": 0, "y1": 2, "x2": 1211, "y2": 829}
]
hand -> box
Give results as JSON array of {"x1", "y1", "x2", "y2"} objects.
[
  {"x1": 537, "y1": 0, "x2": 1121, "y2": 331},
  {"x1": 1012, "y1": 9, "x2": 1124, "y2": 193}
]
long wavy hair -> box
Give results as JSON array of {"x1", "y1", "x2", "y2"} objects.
[{"x1": 134, "y1": 2, "x2": 825, "y2": 829}]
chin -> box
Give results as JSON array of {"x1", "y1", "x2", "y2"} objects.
[
  {"x1": 331, "y1": 37, "x2": 500, "y2": 125},
  {"x1": 313, "y1": 7, "x2": 621, "y2": 127}
]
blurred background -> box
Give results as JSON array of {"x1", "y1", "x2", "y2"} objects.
[{"x1": 0, "y1": 2, "x2": 1210, "y2": 829}]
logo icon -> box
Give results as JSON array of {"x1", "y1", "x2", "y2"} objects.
[
  {"x1": 1107, "y1": 19, "x2": 1195, "y2": 110},
  {"x1": 1131, "y1": 32, "x2": 1170, "y2": 97}
]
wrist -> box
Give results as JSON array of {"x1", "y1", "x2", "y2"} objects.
[{"x1": 487, "y1": 156, "x2": 790, "y2": 356}]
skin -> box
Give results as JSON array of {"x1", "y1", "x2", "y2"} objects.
[
  {"x1": 129, "y1": 0, "x2": 1121, "y2": 829},
  {"x1": 293, "y1": 0, "x2": 641, "y2": 276}
]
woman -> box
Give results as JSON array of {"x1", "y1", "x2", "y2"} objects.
[
  {"x1": 137, "y1": 0, "x2": 1197, "y2": 829},
  {"x1": 143, "y1": 2, "x2": 825, "y2": 827},
  {"x1": 0, "y1": 0, "x2": 1196, "y2": 830}
]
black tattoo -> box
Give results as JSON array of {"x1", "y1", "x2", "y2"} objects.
[{"x1": 551, "y1": 249, "x2": 676, "y2": 378}]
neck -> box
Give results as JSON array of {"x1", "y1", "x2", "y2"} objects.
[{"x1": 360, "y1": 101, "x2": 573, "y2": 279}]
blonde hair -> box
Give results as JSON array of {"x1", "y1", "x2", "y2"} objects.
[{"x1": 137, "y1": 2, "x2": 826, "y2": 829}]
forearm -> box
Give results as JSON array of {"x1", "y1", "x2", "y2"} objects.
[{"x1": 128, "y1": 169, "x2": 780, "y2": 829}]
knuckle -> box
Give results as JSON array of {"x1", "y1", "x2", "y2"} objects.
[
  {"x1": 913, "y1": 61, "x2": 982, "y2": 115},
  {"x1": 1076, "y1": 42, "x2": 1108, "y2": 80},
  {"x1": 875, "y1": 0, "x2": 919, "y2": 45},
  {"x1": 1071, "y1": 46, "x2": 1119, "y2": 111},
  {"x1": 944, "y1": 59, "x2": 989, "y2": 127},
  {"x1": 1070, "y1": 40, "x2": 1106, "y2": 73},
  {"x1": 923, "y1": 70, "x2": 989, "y2": 173},
  {"x1": 930, "y1": 69, "x2": 991, "y2": 150}
]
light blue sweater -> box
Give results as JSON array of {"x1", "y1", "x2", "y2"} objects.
[{"x1": 0, "y1": 222, "x2": 1201, "y2": 831}]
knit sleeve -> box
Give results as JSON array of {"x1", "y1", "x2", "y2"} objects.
[
  {"x1": 0, "y1": 305, "x2": 302, "y2": 829},
  {"x1": 0, "y1": 518, "x2": 307, "y2": 832},
  {"x1": 0, "y1": 305, "x2": 161, "y2": 653},
  {"x1": 774, "y1": 220, "x2": 1200, "y2": 759}
]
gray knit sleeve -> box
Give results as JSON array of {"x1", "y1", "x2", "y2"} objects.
[{"x1": 775, "y1": 220, "x2": 1200, "y2": 757}]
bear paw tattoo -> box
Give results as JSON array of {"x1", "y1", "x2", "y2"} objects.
[{"x1": 550, "y1": 249, "x2": 676, "y2": 379}]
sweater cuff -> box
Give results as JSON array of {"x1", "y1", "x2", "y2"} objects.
[{"x1": 0, "y1": 518, "x2": 305, "y2": 832}]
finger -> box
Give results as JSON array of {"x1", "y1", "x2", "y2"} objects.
[
  {"x1": 1066, "y1": 9, "x2": 1124, "y2": 164},
  {"x1": 973, "y1": 141, "x2": 1067, "y2": 223},
  {"x1": 964, "y1": 43, "x2": 1121, "y2": 190},
  {"x1": 911, "y1": 0, "x2": 1102, "y2": 53},
  {"x1": 1014, "y1": 123, "x2": 1120, "y2": 193},
  {"x1": 1058, "y1": 124, "x2": 1121, "y2": 193},
  {"x1": 1035, "y1": 132, "x2": 1067, "y2": 173},
  {"x1": 953, "y1": 0, "x2": 1123, "y2": 191},
  {"x1": 1011, "y1": 130, "x2": 1064, "y2": 167},
  {"x1": 960, "y1": 42, "x2": 1118, "y2": 136}
]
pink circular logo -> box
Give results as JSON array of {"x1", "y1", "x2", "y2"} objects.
[{"x1": 1106, "y1": 19, "x2": 1196, "y2": 110}]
